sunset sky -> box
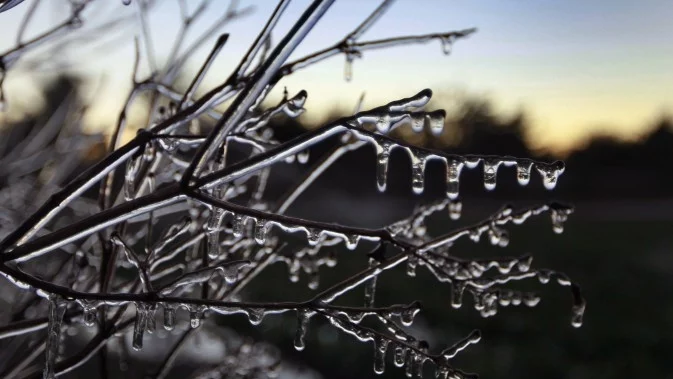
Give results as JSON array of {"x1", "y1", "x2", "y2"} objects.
[{"x1": 0, "y1": 0, "x2": 671, "y2": 154}]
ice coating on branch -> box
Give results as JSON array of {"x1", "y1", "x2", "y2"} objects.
[
  {"x1": 441, "y1": 330, "x2": 481, "y2": 359},
  {"x1": 44, "y1": 295, "x2": 66, "y2": 379},
  {"x1": 158, "y1": 260, "x2": 249, "y2": 295},
  {"x1": 364, "y1": 259, "x2": 378, "y2": 307}
]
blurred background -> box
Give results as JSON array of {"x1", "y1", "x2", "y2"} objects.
[{"x1": 0, "y1": 1, "x2": 672, "y2": 378}]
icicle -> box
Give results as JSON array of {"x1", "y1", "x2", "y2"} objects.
[
  {"x1": 132, "y1": 303, "x2": 148, "y2": 350},
  {"x1": 376, "y1": 141, "x2": 392, "y2": 192},
  {"x1": 516, "y1": 159, "x2": 533, "y2": 186},
  {"x1": 427, "y1": 110, "x2": 446, "y2": 136},
  {"x1": 410, "y1": 151, "x2": 427, "y2": 195},
  {"x1": 410, "y1": 114, "x2": 424, "y2": 133},
  {"x1": 297, "y1": 150, "x2": 310, "y2": 164},
  {"x1": 451, "y1": 282, "x2": 465, "y2": 308},
  {"x1": 344, "y1": 53, "x2": 355, "y2": 82},
  {"x1": 163, "y1": 305, "x2": 176, "y2": 331},
  {"x1": 482, "y1": 159, "x2": 501, "y2": 190},
  {"x1": 405, "y1": 350, "x2": 416, "y2": 378},
  {"x1": 373, "y1": 337, "x2": 390, "y2": 374},
  {"x1": 440, "y1": 35, "x2": 454, "y2": 55},
  {"x1": 446, "y1": 159, "x2": 464, "y2": 199},
  {"x1": 406, "y1": 254, "x2": 418, "y2": 277},
  {"x1": 294, "y1": 310, "x2": 310, "y2": 351},
  {"x1": 535, "y1": 161, "x2": 565, "y2": 190},
  {"x1": 254, "y1": 219, "x2": 268, "y2": 244},
  {"x1": 571, "y1": 299, "x2": 585, "y2": 328},
  {"x1": 246, "y1": 308, "x2": 265, "y2": 326},
  {"x1": 394, "y1": 344, "x2": 406, "y2": 367},
  {"x1": 44, "y1": 295, "x2": 67, "y2": 379},
  {"x1": 364, "y1": 259, "x2": 377, "y2": 307},
  {"x1": 345, "y1": 234, "x2": 360, "y2": 250},
  {"x1": 550, "y1": 208, "x2": 568, "y2": 234},
  {"x1": 448, "y1": 201, "x2": 462, "y2": 220},
  {"x1": 206, "y1": 209, "x2": 224, "y2": 259},
  {"x1": 232, "y1": 214, "x2": 245, "y2": 237}
]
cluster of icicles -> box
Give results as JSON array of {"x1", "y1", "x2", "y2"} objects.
[{"x1": 44, "y1": 296, "x2": 460, "y2": 378}]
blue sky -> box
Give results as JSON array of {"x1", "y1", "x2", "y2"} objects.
[{"x1": 1, "y1": 0, "x2": 671, "y2": 154}]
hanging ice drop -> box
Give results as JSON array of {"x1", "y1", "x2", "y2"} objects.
[
  {"x1": 482, "y1": 159, "x2": 501, "y2": 190},
  {"x1": 410, "y1": 152, "x2": 426, "y2": 195},
  {"x1": 446, "y1": 159, "x2": 463, "y2": 199},
  {"x1": 376, "y1": 141, "x2": 392, "y2": 192}
]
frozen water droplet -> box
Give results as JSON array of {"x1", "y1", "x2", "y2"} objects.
[
  {"x1": 122, "y1": 0, "x2": 131, "y2": 5},
  {"x1": 410, "y1": 152, "x2": 426, "y2": 195},
  {"x1": 523, "y1": 293, "x2": 541, "y2": 307},
  {"x1": 551, "y1": 208, "x2": 569, "y2": 234},
  {"x1": 83, "y1": 305, "x2": 96, "y2": 327},
  {"x1": 294, "y1": 310, "x2": 310, "y2": 351},
  {"x1": 451, "y1": 282, "x2": 465, "y2": 308},
  {"x1": 307, "y1": 228, "x2": 321, "y2": 246},
  {"x1": 394, "y1": 345, "x2": 406, "y2": 367},
  {"x1": 163, "y1": 306, "x2": 176, "y2": 331},
  {"x1": 297, "y1": 150, "x2": 310, "y2": 164},
  {"x1": 373, "y1": 337, "x2": 389, "y2": 374},
  {"x1": 440, "y1": 35, "x2": 454, "y2": 55},
  {"x1": 482, "y1": 159, "x2": 502, "y2": 190},
  {"x1": 516, "y1": 160, "x2": 533, "y2": 186},
  {"x1": 446, "y1": 159, "x2": 464, "y2": 199},
  {"x1": 307, "y1": 272, "x2": 320, "y2": 290},
  {"x1": 410, "y1": 114, "x2": 424, "y2": 133},
  {"x1": 284, "y1": 154, "x2": 296, "y2": 163},
  {"x1": 571, "y1": 302, "x2": 585, "y2": 328},
  {"x1": 427, "y1": 110, "x2": 445, "y2": 136},
  {"x1": 517, "y1": 255, "x2": 533, "y2": 272},
  {"x1": 344, "y1": 55, "x2": 354, "y2": 82},
  {"x1": 376, "y1": 141, "x2": 392, "y2": 192},
  {"x1": 376, "y1": 114, "x2": 391, "y2": 133},
  {"x1": 345, "y1": 234, "x2": 360, "y2": 250},
  {"x1": 247, "y1": 308, "x2": 265, "y2": 325},
  {"x1": 232, "y1": 214, "x2": 245, "y2": 237},
  {"x1": 400, "y1": 304, "x2": 420, "y2": 327},
  {"x1": 538, "y1": 270, "x2": 552, "y2": 284},
  {"x1": 254, "y1": 219, "x2": 268, "y2": 244},
  {"x1": 535, "y1": 161, "x2": 565, "y2": 190},
  {"x1": 406, "y1": 255, "x2": 418, "y2": 277},
  {"x1": 190, "y1": 310, "x2": 201, "y2": 328},
  {"x1": 469, "y1": 229, "x2": 481, "y2": 242},
  {"x1": 448, "y1": 201, "x2": 462, "y2": 220}
]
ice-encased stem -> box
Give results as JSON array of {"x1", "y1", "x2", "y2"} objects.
[{"x1": 44, "y1": 295, "x2": 67, "y2": 379}]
